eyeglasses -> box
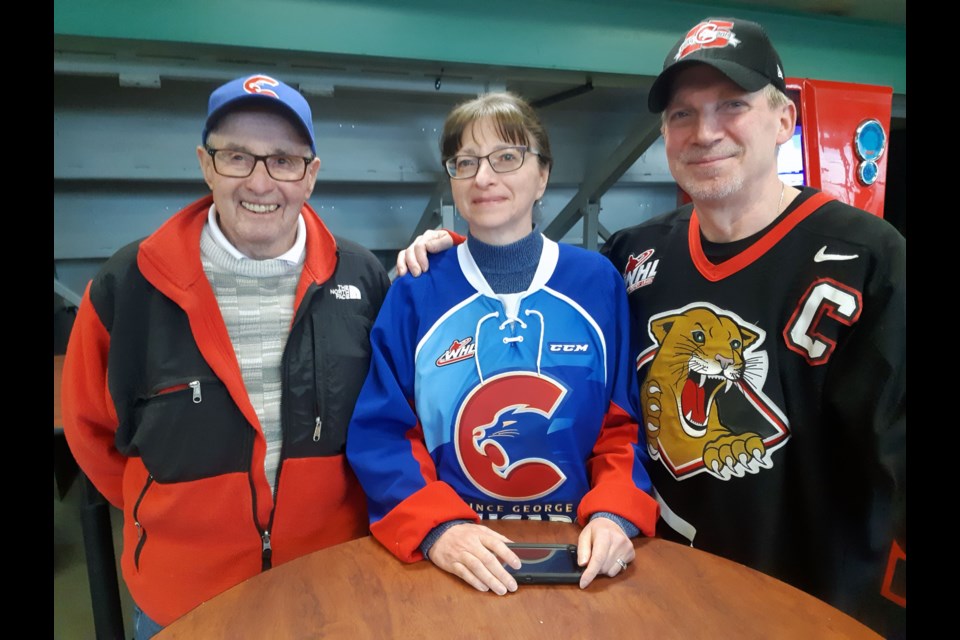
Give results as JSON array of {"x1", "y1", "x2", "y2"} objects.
[
  {"x1": 444, "y1": 146, "x2": 542, "y2": 179},
  {"x1": 205, "y1": 148, "x2": 314, "y2": 182}
]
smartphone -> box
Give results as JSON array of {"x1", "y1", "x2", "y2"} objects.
[{"x1": 505, "y1": 543, "x2": 583, "y2": 584}]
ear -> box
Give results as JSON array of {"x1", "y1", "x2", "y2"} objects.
[
  {"x1": 651, "y1": 316, "x2": 678, "y2": 346},
  {"x1": 739, "y1": 325, "x2": 760, "y2": 350},
  {"x1": 197, "y1": 146, "x2": 216, "y2": 190},
  {"x1": 775, "y1": 100, "x2": 797, "y2": 146},
  {"x1": 303, "y1": 156, "x2": 321, "y2": 198},
  {"x1": 535, "y1": 164, "x2": 550, "y2": 200}
]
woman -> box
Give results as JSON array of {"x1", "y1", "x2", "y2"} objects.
[{"x1": 346, "y1": 92, "x2": 658, "y2": 595}]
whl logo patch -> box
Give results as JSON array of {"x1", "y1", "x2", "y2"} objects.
[
  {"x1": 436, "y1": 337, "x2": 477, "y2": 367},
  {"x1": 623, "y1": 249, "x2": 659, "y2": 293},
  {"x1": 676, "y1": 20, "x2": 740, "y2": 60}
]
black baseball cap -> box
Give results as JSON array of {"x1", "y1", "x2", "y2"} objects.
[{"x1": 648, "y1": 18, "x2": 786, "y2": 113}]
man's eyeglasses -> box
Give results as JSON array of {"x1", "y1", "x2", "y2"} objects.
[
  {"x1": 444, "y1": 146, "x2": 542, "y2": 179},
  {"x1": 205, "y1": 148, "x2": 314, "y2": 182}
]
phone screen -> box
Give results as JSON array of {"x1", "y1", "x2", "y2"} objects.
[{"x1": 505, "y1": 543, "x2": 583, "y2": 584}]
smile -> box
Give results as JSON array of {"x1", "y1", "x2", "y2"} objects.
[
  {"x1": 242, "y1": 202, "x2": 279, "y2": 213},
  {"x1": 683, "y1": 146, "x2": 741, "y2": 166},
  {"x1": 688, "y1": 154, "x2": 734, "y2": 166}
]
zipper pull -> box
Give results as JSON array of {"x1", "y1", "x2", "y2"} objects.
[
  {"x1": 313, "y1": 417, "x2": 322, "y2": 442},
  {"x1": 135, "y1": 521, "x2": 142, "y2": 540},
  {"x1": 189, "y1": 380, "x2": 202, "y2": 404},
  {"x1": 261, "y1": 530, "x2": 272, "y2": 562}
]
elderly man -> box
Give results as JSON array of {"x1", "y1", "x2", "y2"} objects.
[
  {"x1": 62, "y1": 74, "x2": 390, "y2": 638},
  {"x1": 398, "y1": 18, "x2": 905, "y2": 637}
]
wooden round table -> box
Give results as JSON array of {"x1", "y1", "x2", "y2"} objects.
[{"x1": 156, "y1": 520, "x2": 879, "y2": 639}]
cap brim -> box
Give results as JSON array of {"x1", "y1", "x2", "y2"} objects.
[{"x1": 647, "y1": 59, "x2": 773, "y2": 113}]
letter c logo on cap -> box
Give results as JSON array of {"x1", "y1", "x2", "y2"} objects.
[{"x1": 243, "y1": 75, "x2": 280, "y2": 99}]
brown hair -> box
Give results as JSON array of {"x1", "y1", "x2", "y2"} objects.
[{"x1": 440, "y1": 92, "x2": 552, "y2": 171}]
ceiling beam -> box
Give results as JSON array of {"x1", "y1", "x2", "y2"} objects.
[{"x1": 544, "y1": 112, "x2": 661, "y2": 240}]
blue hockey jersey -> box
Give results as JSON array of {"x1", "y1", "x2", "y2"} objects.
[{"x1": 346, "y1": 237, "x2": 659, "y2": 561}]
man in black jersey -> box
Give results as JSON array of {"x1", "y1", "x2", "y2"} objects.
[
  {"x1": 603, "y1": 20, "x2": 905, "y2": 638},
  {"x1": 396, "y1": 17, "x2": 906, "y2": 638}
]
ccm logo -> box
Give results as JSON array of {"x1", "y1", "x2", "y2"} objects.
[{"x1": 549, "y1": 343, "x2": 589, "y2": 353}]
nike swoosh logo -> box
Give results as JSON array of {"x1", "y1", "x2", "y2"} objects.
[{"x1": 814, "y1": 246, "x2": 859, "y2": 263}]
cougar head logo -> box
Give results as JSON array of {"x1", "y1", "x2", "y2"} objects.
[{"x1": 642, "y1": 306, "x2": 777, "y2": 480}]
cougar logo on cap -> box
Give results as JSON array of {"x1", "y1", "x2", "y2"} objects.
[
  {"x1": 242, "y1": 75, "x2": 280, "y2": 99},
  {"x1": 676, "y1": 20, "x2": 741, "y2": 61}
]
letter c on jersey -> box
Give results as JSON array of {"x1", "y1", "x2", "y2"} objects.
[
  {"x1": 454, "y1": 372, "x2": 568, "y2": 501},
  {"x1": 784, "y1": 279, "x2": 862, "y2": 365}
]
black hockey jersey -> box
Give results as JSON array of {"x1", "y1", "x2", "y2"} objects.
[{"x1": 601, "y1": 187, "x2": 905, "y2": 636}]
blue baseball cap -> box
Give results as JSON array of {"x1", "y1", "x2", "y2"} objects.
[{"x1": 202, "y1": 74, "x2": 316, "y2": 154}]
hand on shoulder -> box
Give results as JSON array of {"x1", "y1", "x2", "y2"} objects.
[{"x1": 395, "y1": 229, "x2": 455, "y2": 277}]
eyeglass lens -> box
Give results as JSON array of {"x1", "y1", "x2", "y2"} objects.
[
  {"x1": 211, "y1": 150, "x2": 308, "y2": 181},
  {"x1": 446, "y1": 147, "x2": 528, "y2": 179}
]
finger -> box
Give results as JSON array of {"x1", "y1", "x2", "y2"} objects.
[
  {"x1": 399, "y1": 246, "x2": 422, "y2": 277},
  {"x1": 413, "y1": 242, "x2": 431, "y2": 273},
  {"x1": 579, "y1": 557, "x2": 602, "y2": 589},
  {"x1": 411, "y1": 245, "x2": 428, "y2": 276},
  {"x1": 395, "y1": 250, "x2": 408, "y2": 277},
  {"x1": 478, "y1": 536, "x2": 520, "y2": 590},
  {"x1": 586, "y1": 534, "x2": 617, "y2": 578},
  {"x1": 461, "y1": 553, "x2": 514, "y2": 595},
  {"x1": 576, "y1": 527, "x2": 593, "y2": 567},
  {"x1": 448, "y1": 561, "x2": 492, "y2": 593},
  {"x1": 577, "y1": 527, "x2": 598, "y2": 588},
  {"x1": 487, "y1": 538, "x2": 521, "y2": 571},
  {"x1": 427, "y1": 230, "x2": 455, "y2": 252}
]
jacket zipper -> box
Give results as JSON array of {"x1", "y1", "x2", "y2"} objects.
[
  {"x1": 250, "y1": 279, "x2": 330, "y2": 572},
  {"x1": 133, "y1": 475, "x2": 155, "y2": 571},
  {"x1": 248, "y1": 473, "x2": 272, "y2": 571},
  {"x1": 311, "y1": 298, "x2": 324, "y2": 443},
  {"x1": 251, "y1": 283, "x2": 311, "y2": 572},
  {"x1": 147, "y1": 377, "x2": 212, "y2": 402}
]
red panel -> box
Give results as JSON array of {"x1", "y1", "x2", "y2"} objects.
[{"x1": 787, "y1": 78, "x2": 892, "y2": 217}]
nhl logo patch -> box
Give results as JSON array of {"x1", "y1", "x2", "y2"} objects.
[{"x1": 623, "y1": 249, "x2": 659, "y2": 293}]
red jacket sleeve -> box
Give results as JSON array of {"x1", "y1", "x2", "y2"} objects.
[
  {"x1": 577, "y1": 401, "x2": 659, "y2": 538},
  {"x1": 61, "y1": 283, "x2": 126, "y2": 508}
]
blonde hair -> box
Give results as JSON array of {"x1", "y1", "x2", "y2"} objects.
[{"x1": 763, "y1": 84, "x2": 792, "y2": 109}]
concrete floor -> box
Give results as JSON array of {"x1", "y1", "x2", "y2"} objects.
[{"x1": 53, "y1": 475, "x2": 134, "y2": 640}]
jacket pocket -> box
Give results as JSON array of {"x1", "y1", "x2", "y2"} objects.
[
  {"x1": 132, "y1": 475, "x2": 154, "y2": 571},
  {"x1": 122, "y1": 377, "x2": 253, "y2": 482}
]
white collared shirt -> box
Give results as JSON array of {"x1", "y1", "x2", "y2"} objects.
[{"x1": 205, "y1": 204, "x2": 306, "y2": 265}]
